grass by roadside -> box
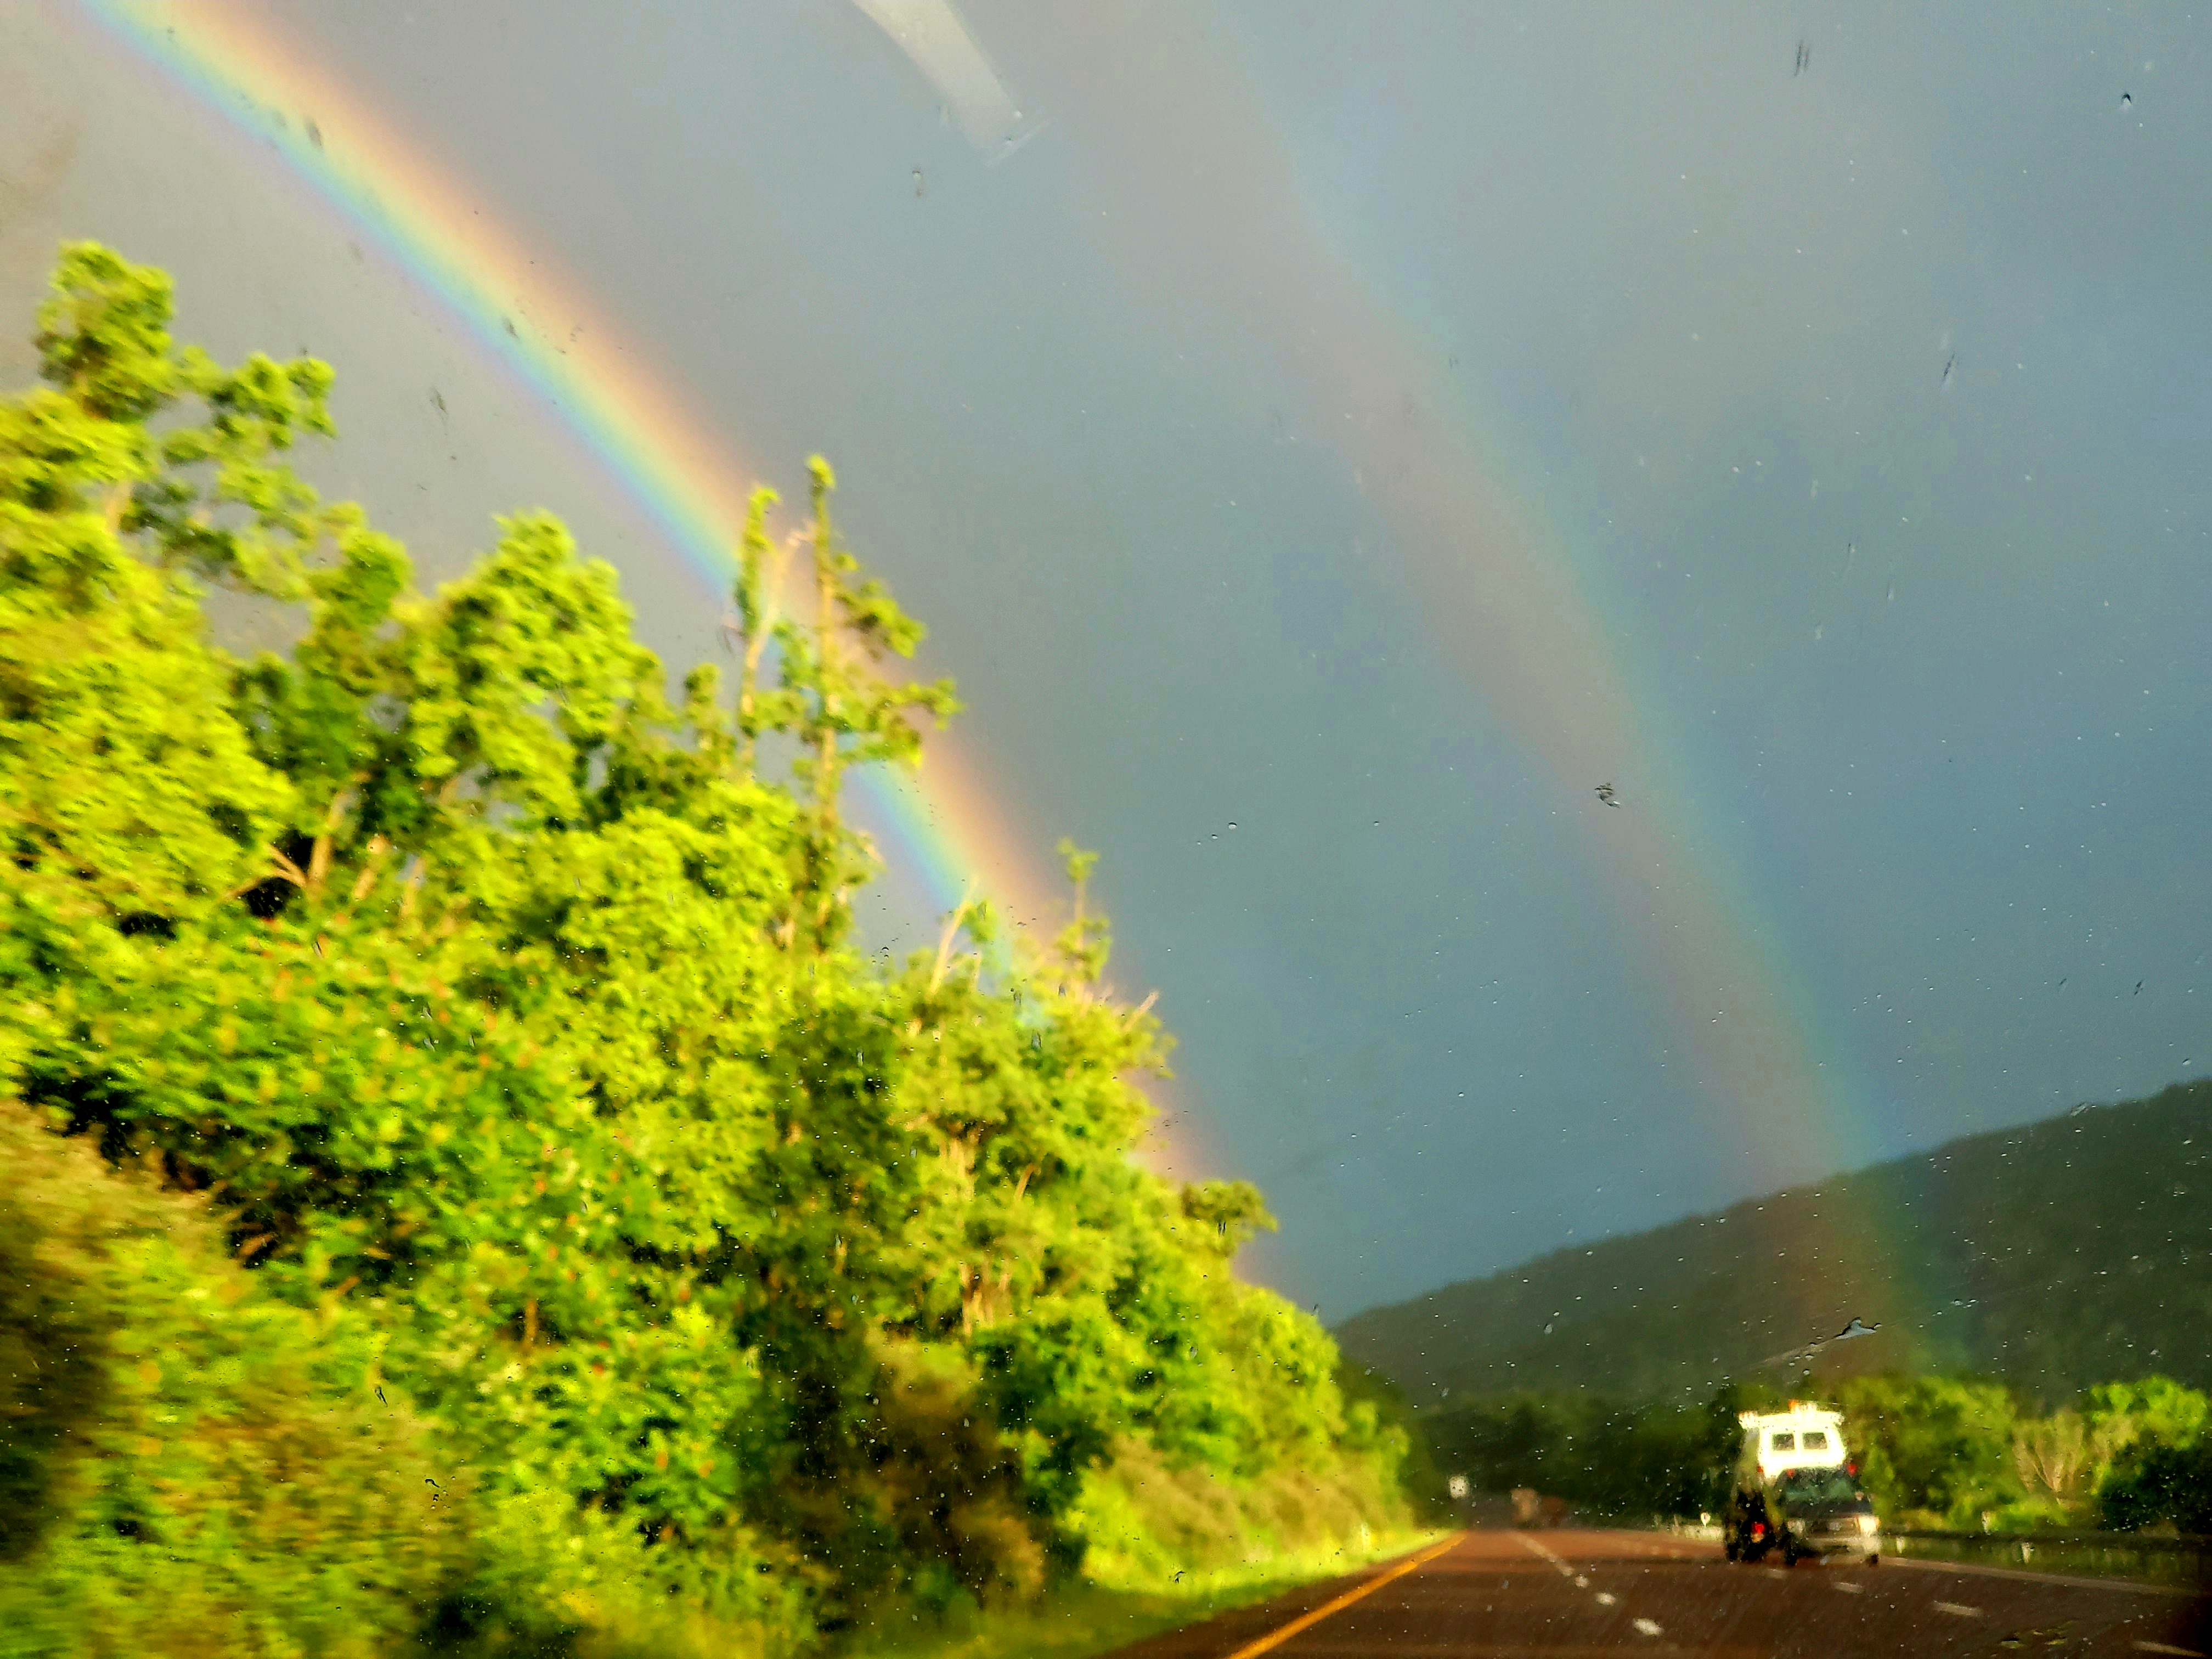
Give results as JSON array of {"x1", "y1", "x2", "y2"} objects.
[{"x1": 838, "y1": 1529, "x2": 1451, "y2": 1659}]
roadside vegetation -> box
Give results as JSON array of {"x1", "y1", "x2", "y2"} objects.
[
  {"x1": 1424, "y1": 1373, "x2": 2212, "y2": 1534},
  {"x1": 0, "y1": 244, "x2": 1425, "y2": 1657}
]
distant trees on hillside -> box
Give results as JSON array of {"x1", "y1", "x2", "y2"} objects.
[{"x1": 1425, "y1": 1373, "x2": 2212, "y2": 1532}]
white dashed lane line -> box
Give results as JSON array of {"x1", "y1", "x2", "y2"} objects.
[
  {"x1": 2132, "y1": 1643, "x2": 2205, "y2": 1656},
  {"x1": 1514, "y1": 1534, "x2": 1574, "y2": 1576},
  {"x1": 1934, "y1": 1601, "x2": 1982, "y2": 1617},
  {"x1": 1513, "y1": 1540, "x2": 1677, "y2": 1644}
]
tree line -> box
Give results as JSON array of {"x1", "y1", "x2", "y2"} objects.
[
  {"x1": 0, "y1": 245, "x2": 1411, "y2": 1657},
  {"x1": 1425, "y1": 1373, "x2": 2212, "y2": 1533}
]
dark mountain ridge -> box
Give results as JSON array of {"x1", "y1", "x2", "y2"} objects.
[{"x1": 1335, "y1": 1080, "x2": 2212, "y2": 1407}]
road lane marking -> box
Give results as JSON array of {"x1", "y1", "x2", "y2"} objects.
[
  {"x1": 1936, "y1": 1601, "x2": 1982, "y2": 1617},
  {"x1": 1836, "y1": 1582, "x2": 1864, "y2": 1594},
  {"x1": 1513, "y1": 1534, "x2": 1581, "y2": 1579},
  {"x1": 1219, "y1": 1534, "x2": 1462, "y2": 1659},
  {"x1": 2132, "y1": 1644, "x2": 2205, "y2": 1656},
  {"x1": 1519, "y1": 1536, "x2": 1672, "y2": 1639}
]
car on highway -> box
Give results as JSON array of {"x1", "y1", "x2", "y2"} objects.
[
  {"x1": 1725, "y1": 1404, "x2": 1881, "y2": 1565},
  {"x1": 1767, "y1": 1465, "x2": 1882, "y2": 1566}
]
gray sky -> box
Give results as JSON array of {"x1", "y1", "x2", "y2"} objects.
[{"x1": 3, "y1": 1, "x2": 2206, "y2": 1321}]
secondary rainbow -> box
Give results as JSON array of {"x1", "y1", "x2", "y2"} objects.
[
  {"x1": 80, "y1": 0, "x2": 1062, "y2": 940},
  {"x1": 1019, "y1": 8, "x2": 1901, "y2": 1284},
  {"x1": 76, "y1": 3, "x2": 1887, "y2": 1237}
]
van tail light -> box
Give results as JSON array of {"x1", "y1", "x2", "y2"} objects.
[{"x1": 1751, "y1": 1523, "x2": 1765, "y2": 1540}]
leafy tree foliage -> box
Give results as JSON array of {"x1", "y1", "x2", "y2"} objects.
[{"x1": 0, "y1": 245, "x2": 1401, "y2": 1655}]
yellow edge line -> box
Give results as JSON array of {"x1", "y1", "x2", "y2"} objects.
[{"x1": 1220, "y1": 1533, "x2": 1464, "y2": 1659}]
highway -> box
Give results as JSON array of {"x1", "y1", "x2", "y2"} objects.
[{"x1": 1105, "y1": 1530, "x2": 2212, "y2": 1658}]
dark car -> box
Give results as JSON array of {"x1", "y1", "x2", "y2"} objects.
[{"x1": 1769, "y1": 1466, "x2": 1882, "y2": 1566}]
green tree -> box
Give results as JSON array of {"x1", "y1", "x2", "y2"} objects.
[
  {"x1": 1, "y1": 242, "x2": 1409, "y2": 1652},
  {"x1": 738, "y1": 456, "x2": 959, "y2": 950},
  {"x1": 1826, "y1": 1375, "x2": 2022, "y2": 1526}
]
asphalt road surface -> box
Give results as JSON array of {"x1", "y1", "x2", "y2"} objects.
[{"x1": 1105, "y1": 1530, "x2": 2212, "y2": 1658}]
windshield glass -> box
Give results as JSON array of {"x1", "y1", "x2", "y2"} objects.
[
  {"x1": 3, "y1": 5, "x2": 2207, "y2": 1655},
  {"x1": 1780, "y1": 1472, "x2": 1866, "y2": 1508}
]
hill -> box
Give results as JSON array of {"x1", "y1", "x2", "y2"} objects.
[{"x1": 1335, "y1": 1080, "x2": 2212, "y2": 1408}]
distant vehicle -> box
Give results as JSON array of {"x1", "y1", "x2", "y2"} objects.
[
  {"x1": 1510, "y1": 1488, "x2": 1570, "y2": 1528},
  {"x1": 1724, "y1": 1403, "x2": 1881, "y2": 1566}
]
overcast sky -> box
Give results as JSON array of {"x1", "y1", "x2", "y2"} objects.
[{"x1": 3, "y1": 1, "x2": 2206, "y2": 1321}]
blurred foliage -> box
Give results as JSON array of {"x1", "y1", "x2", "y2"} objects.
[
  {"x1": 0, "y1": 1100, "x2": 467, "y2": 1656},
  {"x1": 0, "y1": 245, "x2": 1406, "y2": 1656},
  {"x1": 1422, "y1": 1386, "x2": 1745, "y2": 1522},
  {"x1": 2098, "y1": 1441, "x2": 2212, "y2": 1534},
  {"x1": 1827, "y1": 1374, "x2": 2024, "y2": 1526},
  {"x1": 1334, "y1": 1358, "x2": 1452, "y2": 1521}
]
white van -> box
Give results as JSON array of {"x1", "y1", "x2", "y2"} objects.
[{"x1": 1739, "y1": 1405, "x2": 1848, "y2": 1484}]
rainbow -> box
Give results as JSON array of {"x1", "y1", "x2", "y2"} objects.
[
  {"x1": 70, "y1": 5, "x2": 1900, "y2": 1286},
  {"x1": 76, "y1": 1, "x2": 1071, "y2": 940},
  {"x1": 1020, "y1": 5, "x2": 1904, "y2": 1322},
  {"x1": 74, "y1": 0, "x2": 1213, "y2": 1180}
]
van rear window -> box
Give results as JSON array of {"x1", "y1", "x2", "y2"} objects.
[
  {"x1": 1770, "y1": 1432, "x2": 1796, "y2": 1451},
  {"x1": 1802, "y1": 1431, "x2": 1829, "y2": 1450}
]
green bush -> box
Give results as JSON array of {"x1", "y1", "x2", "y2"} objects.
[
  {"x1": 0, "y1": 1101, "x2": 467, "y2": 1657},
  {"x1": 2097, "y1": 1441, "x2": 2212, "y2": 1533}
]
